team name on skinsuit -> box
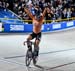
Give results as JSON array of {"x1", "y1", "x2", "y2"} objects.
[{"x1": 10, "y1": 25, "x2": 24, "y2": 31}]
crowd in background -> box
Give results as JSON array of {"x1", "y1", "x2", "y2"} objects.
[
  {"x1": 0, "y1": 0, "x2": 9, "y2": 9},
  {"x1": 0, "y1": 0, "x2": 75, "y2": 22}
]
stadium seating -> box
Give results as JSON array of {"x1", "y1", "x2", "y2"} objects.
[{"x1": 0, "y1": 7, "x2": 23, "y2": 24}]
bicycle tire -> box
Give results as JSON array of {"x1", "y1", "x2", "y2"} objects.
[
  {"x1": 33, "y1": 58, "x2": 36, "y2": 65},
  {"x1": 25, "y1": 50, "x2": 32, "y2": 66}
]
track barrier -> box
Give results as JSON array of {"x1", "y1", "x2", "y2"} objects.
[{"x1": 0, "y1": 17, "x2": 75, "y2": 33}]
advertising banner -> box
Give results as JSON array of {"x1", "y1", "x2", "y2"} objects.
[
  {"x1": 4, "y1": 24, "x2": 33, "y2": 32},
  {"x1": 3, "y1": 20, "x2": 75, "y2": 33}
]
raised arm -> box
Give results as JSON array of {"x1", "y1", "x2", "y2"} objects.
[
  {"x1": 24, "y1": 8, "x2": 34, "y2": 19},
  {"x1": 43, "y1": 8, "x2": 47, "y2": 17}
]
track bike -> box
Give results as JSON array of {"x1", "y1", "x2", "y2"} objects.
[{"x1": 24, "y1": 41, "x2": 39, "y2": 66}]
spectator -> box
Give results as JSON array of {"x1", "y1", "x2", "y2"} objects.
[
  {"x1": 0, "y1": 0, "x2": 9, "y2": 9},
  {"x1": 46, "y1": 7, "x2": 53, "y2": 23},
  {"x1": 71, "y1": 7, "x2": 75, "y2": 17},
  {"x1": 67, "y1": 8, "x2": 72, "y2": 19},
  {"x1": 7, "y1": 0, "x2": 14, "y2": 11},
  {"x1": 13, "y1": 3, "x2": 18, "y2": 14},
  {"x1": 62, "y1": 8, "x2": 67, "y2": 19}
]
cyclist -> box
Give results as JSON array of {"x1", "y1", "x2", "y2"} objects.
[{"x1": 24, "y1": 5, "x2": 47, "y2": 57}]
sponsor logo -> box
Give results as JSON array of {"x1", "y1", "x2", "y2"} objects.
[
  {"x1": 67, "y1": 21, "x2": 74, "y2": 27},
  {"x1": 10, "y1": 25, "x2": 24, "y2": 31},
  {"x1": 53, "y1": 24, "x2": 61, "y2": 29}
]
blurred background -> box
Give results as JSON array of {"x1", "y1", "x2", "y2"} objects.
[{"x1": 0, "y1": 0, "x2": 75, "y2": 23}]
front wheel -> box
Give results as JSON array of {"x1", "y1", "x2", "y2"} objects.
[{"x1": 25, "y1": 50, "x2": 32, "y2": 66}]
